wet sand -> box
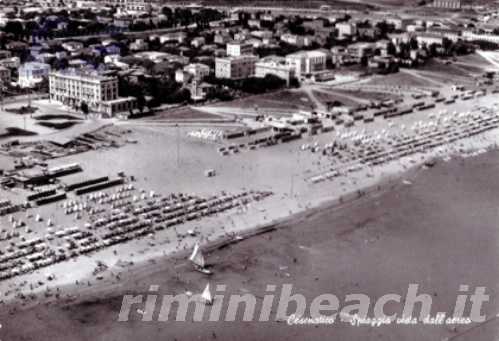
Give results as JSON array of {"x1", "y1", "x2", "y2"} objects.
[{"x1": 1, "y1": 148, "x2": 499, "y2": 341}]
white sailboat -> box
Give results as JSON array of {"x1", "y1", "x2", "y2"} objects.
[
  {"x1": 189, "y1": 242, "x2": 212, "y2": 275},
  {"x1": 201, "y1": 283, "x2": 213, "y2": 305}
]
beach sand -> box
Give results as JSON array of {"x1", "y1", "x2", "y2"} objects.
[{"x1": 1, "y1": 148, "x2": 499, "y2": 340}]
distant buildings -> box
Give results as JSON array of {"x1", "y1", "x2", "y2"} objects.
[
  {"x1": 431, "y1": 0, "x2": 462, "y2": 9},
  {"x1": 18, "y1": 62, "x2": 51, "y2": 88},
  {"x1": 102, "y1": 0, "x2": 152, "y2": 11},
  {"x1": 285, "y1": 50, "x2": 328, "y2": 78},
  {"x1": 255, "y1": 56, "x2": 296, "y2": 86},
  {"x1": 133, "y1": 51, "x2": 189, "y2": 65},
  {"x1": 49, "y1": 68, "x2": 136, "y2": 116},
  {"x1": 215, "y1": 55, "x2": 258, "y2": 79},
  {"x1": 158, "y1": 32, "x2": 187, "y2": 44}
]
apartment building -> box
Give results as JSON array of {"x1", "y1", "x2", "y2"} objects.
[
  {"x1": 215, "y1": 55, "x2": 258, "y2": 79},
  {"x1": 49, "y1": 68, "x2": 136, "y2": 116}
]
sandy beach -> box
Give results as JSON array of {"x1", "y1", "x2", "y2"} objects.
[{"x1": 1, "y1": 145, "x2": 499, "y2": 340}]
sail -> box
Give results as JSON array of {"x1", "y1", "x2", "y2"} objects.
[
  {"x1": 189, "y1": 243, "x2": 205, "y2": 268},
  {"x1": 201, "y1": 283, "x2": 212, "y2": 304}
]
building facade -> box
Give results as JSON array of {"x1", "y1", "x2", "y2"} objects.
[
  {"x1": 49, "y1": 68, "x2": 136, "y2": 116},
  {"x1": 431, "y1": 0, "x2": 461, "y2": 9},
  {"x1": 176, "y1": 63, "x2": 211, "y2": 83},
  {"x1": 102, "y1": 0, "x2": 152, "y2": 11},
  {"x1": 215, "y1": 55, "x2": 258, "y2": 80},
  {"x1": 0, "y1": 66, "x2": 10, "y2": 84},
  {"x1": 255, "y1": 56, "x2": 296, "y2": 86},
  {"x1": 226, "y1": 41, "x2": 254, "y2": 57},
  {"x1": 18, "y1": 62, "x2": 51, "y2": 88},
  {"x1": 285, "y1": 50, "x2": 328, "y2": 78}
]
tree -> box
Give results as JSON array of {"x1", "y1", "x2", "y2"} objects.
[
  {"x1": 80, "y1": 101, "x2": 89, "y2": 117},
  {"x1": 4, "y1": 21, "x2": 24, "y2": 40},
  {"x1": 136, "y1": 92, "x2": 146, "y2": 114}
]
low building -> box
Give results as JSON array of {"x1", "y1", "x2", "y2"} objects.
[
  {"x1": 189, "y1": 80, "x2": 214, "y2": 101},
  {"x1": 251, "y1": 30, "x2": 273, "y2": 40},
  {"x1": 0, "y1": 50, "x2": 12, "y2": 59},
  {"x1": 215, "y1": 55, "x2": 258, "y2": 79},
  {"x1": 159, "y1": 32, "x2": 187, "y2": 44},
  {"x1": 133, "y1": 51, "x2": 189, "y2": 65},
  {"x1": 280, "y1": 34, "x2": 312, "y2": 47},
  {"x1": 129, "y1": 39, "x2": 149, "y2": 51},
  {"x1": 416, "y1": 33, "x2": 444, "y2": 46},
  {"x1": 18, "y1": 62, "x2": 51, "y2": 88},
  {"x1": 49, "y1": 68, "x2": 136, "y2": 116},
  {"x1": 347, "y1": 42, "x2": 376, "y2": 59},
  {"x1": 286, "y1": 50, "x2": 328, "y2": 78},
  {"x1": 226, "y1": 41, "x2": 253, "y2": 57},
  {"x1": 336, "y1": 22, "x2": 357, "y2": 38},
  {"x1": 176, "y1": 63, "x2": 211, "y2": 83},
  {"x1": 463, "y1": 30, "x2": 499, "y2": 44},
  {"x1": 0, "y1": 57, "x2": 21, "y2": 69},
  {"x1": 214, "y1": 33, "x2": 232, "y2": 45},
  {"x1": 431, "y1": 0, "x2": 461, "y2": 9},
  {"x1": 191, "y1": 37, "x2": 206, "y2": 48},
  {"x1": 255, "y1": 56, "x2": 296, "y2": 86},
  {"x1": 62, "y1": 41, "x2": 84, "y2": 53},
  {"x1": 102, "y1": 0, "x2": 152, "y2": 11}
]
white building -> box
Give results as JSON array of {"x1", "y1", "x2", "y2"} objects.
[
  {"x1": 18, "y1": 62, "x2": 51, "y2": 88},
  {"x1": 49, "y1": 68, "x2": 136, "y2": 116},
  {"x1": 280, "y1": 34, "x2": 312, "y2": 47},
  {"x1": 102, "y1": 0, "x2": 152, "y2": 11},
  {"x1": 176, "y1": 63, "x2": 211, "y2": 83},
  {"x1": 226, "y1": 41, "x2": 254, "y2": 57},
  {"x1": 62, "y1": 41, "x2": 84, "y2": 53},
  {"x1": 158, "y1": 32, "x2": 187, "y2": 44},
  {"x1": 463, "y1": 31, "x2": 499, "y2": 44},
  {"x1": 431, "y1": 0, "x2": 461, "y2": 9},
  {"x1": 191, "y1": 37, "x2": 206, "y2": 48},
  {"x1": 416, "y1": 34, "x2": 444, "y2": 46},
  {"x1": 255, "y1": 56, "x2": 296, "y2": 86},
  {"x1": 0, "y1": 57, "x2": 21, "y2": 69},
  {"x1": 215, "y1": 55, "x2": 258, "y2": 80},
  {"x1": 285, "y1": 50, "x2": 328, "y2": 78},
  {"x1": 336, "y1": 22, "x2": 357, "y2": 38}
]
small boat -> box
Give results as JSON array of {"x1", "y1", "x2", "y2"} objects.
[
  {"x1": 189, "y1": 243, "x2": 212, "y2": 275},
  {"x1": 201, "y1": 283, "x2": 213, "y2": 305}
]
